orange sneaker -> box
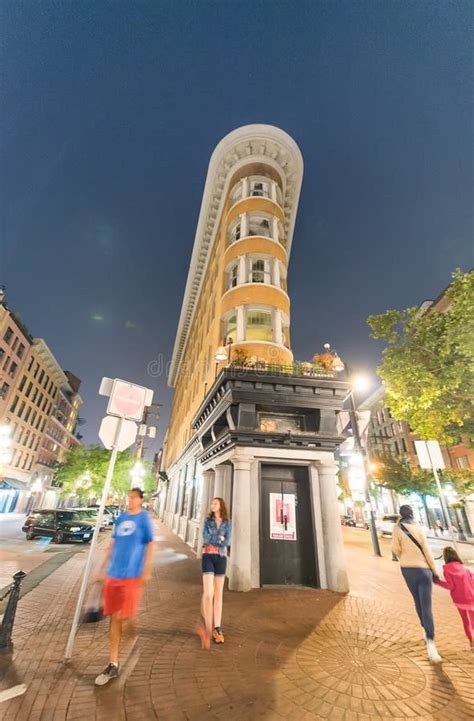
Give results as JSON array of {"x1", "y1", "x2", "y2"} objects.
[{"x1": 213, "y1": 627, "x2": 224, "y2": 644}]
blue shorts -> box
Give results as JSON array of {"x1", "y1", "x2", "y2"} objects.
[{"x1": 202, "y1": 553, "x2": 227, "y2": 576}]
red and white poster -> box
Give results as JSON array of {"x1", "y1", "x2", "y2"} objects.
[{"x1": 269, "y1": 493, "x2": 297, "y2": 541}]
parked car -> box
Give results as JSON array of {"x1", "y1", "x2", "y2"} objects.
[
  {"x1": 341, "y1": 514, "x2": 356, "y2": 527},
  {"x1": 22, "y1": 509, "x2": 95, "y2": 543},
  {"x1": 75, "y1": 507, "x2": 112, "y2": 530},
  {"x1": 376, "y1": 514, "x2": 400, "y2": 537},
  {"x1": 87, "y1": 505, "x2": 116, "y2": 527}
]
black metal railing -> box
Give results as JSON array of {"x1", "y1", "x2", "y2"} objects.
[
  {"x1": 227, "y1": 360, "x2": 335, "y2": 379},
  {"x1": 0, "y1": 571, "x2": 26, "y2": 653}
]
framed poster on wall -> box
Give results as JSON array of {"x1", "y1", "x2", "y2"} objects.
[{"x1": 269, "y1": 492, "x2": 297, "y2": 540}]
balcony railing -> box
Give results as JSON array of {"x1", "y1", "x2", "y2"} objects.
[{"x1": 227, "y1": 359, "x2": 335, "y2": 379}]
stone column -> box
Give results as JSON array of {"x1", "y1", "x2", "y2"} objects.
[
  {"x1": 197, "y1": 469, "x2": 214, "y2": 559},
  {"x1": 229, "y1": 456, "x2": 253, "y2": 591},
  {"x1": 271, "y1": 181, "x2": 278, "y2": 203},
  {"x1": 238, "y1": 255, "x2": 247, "y2": 285},
  {"x1": 240, "y1": 212, "x2": 248, "y2": 238},
  {"x1": 236, "y1": 305, "x2": 245, "y2": 341},
  {"x1": 272, "y1": 257, "x2": 281, "y2": 287},
  {"x1": 213, "y1": 464, "x2": 226, "y2": 498},
  {"x1": 318, "y1": 460, "x2": 349, "y2": 593},
  {"x1": 242, "y1": 177, "x2": 249, "y2": 199},
  {"x1": 272, "y1": 216, "x2": 279, "y2": 242}
]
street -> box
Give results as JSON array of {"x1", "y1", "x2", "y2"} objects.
[
  {"x1": 0, "y1": 514, "x2": 106, "y2": 608},
  {"x1": 0, "y1": 520, "x2": 473, "y2": 721}
]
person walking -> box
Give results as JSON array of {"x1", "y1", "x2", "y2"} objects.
[
  {"x1": 197, "y1": 497, "x2": 231, "y2": 649},
  {"x1": 95, "y1": 487, "x2": 155, "y2": 685},
  {"x1": 392, "y1": 504, "x2": 442, "y2": 663},
  {"x1": 435, "y1": 546, "x2": 474, "y2": 652}
]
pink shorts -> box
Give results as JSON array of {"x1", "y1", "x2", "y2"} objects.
[{"x1": 103, "y1": 577, "x2": 143, "y2": 619}]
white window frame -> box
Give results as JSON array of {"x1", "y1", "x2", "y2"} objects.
[{"x1": 248, "y1": 256, "x2": 272, "y2": 284}]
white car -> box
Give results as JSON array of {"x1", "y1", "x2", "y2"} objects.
[{"x1": 376, "y1": 514, "x2": 399, "y2": 537}]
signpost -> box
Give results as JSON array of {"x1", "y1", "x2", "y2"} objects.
[
  {"x1": 415, "y1": 440, "x2": 458, "y2": 548},
  {"x1": 65, "y1": 378, "x2": 154, "y2": 661}
]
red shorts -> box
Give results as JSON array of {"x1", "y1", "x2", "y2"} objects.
[{"x1": 103, "y1": 577, "x2": 143, "y2": 619}]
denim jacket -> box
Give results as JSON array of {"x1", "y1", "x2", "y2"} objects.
[{"x1": 202, "y1": 517, "x2": 231, "y2": 556}]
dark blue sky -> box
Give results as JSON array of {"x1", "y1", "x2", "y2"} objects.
[{"x1": 1, "y1": 1, "x2": 472, "y2": 453}]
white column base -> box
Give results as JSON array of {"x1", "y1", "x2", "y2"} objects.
[
  {"x1": 229, "y1": 456, "x2": 253, "y2": 591},
  {"x1": 318, "y1": 461, "x2": 349, "y2": 593}
]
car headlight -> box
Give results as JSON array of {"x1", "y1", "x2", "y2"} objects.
[{"x1": 70, "y1": 526, "x2": 81, "y2": 532}]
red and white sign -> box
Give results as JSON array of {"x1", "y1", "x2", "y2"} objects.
[
  {"x1": 269, "y1": 493, "x2": 297, "y2": 541},
  {"x1": 106, "y1": 379, "x2": 150, "y2": 421},
  {"x1": 99, "y1": 416, "x2": 138, "y2": 451}
]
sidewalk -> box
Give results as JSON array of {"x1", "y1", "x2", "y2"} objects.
[{"x1": 0, "y1": 521, "x2": 473, "y2": 721}]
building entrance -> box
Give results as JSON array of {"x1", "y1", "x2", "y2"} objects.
[{"x1": 260, "y1": 464, "x2": 318, "y2": 587}]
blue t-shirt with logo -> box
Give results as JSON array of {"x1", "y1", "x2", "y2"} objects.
[{"x1": 108, "y1": 511, "x2": 154, "y2": 579}]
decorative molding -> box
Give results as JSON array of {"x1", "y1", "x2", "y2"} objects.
[{"x1": 168, "y1": 125, "x2": 304, "y2": 387}]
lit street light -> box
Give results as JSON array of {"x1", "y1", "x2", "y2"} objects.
[{"x1": 324, "y1": 344, "x2": 382, "y2": 557}]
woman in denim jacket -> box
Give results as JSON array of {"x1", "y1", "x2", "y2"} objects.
[{"x1": 198, "y1": 497, "x2": 231, "y2": 648}]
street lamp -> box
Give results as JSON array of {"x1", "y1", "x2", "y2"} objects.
[
  {"x1": 325, "y1": 343, "x2": 382, "y2": 557},
  {"x1": 214, "y1": 337, "x2": 233, "y2": 377}
]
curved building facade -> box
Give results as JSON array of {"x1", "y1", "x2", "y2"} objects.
[{"x1": 161, "y1": 125, "x2": 349, "y2": 594}]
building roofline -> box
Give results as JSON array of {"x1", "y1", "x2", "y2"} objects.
[{"x1": 167, "y1": 124, "x2": 304, "y2": 388}]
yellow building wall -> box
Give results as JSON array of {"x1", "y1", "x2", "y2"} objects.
[{"x1": 164, "y1": 175, "x2": 293, "y2": 469}]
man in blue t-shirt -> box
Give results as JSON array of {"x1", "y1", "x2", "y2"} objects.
[{"x1": 95, "y1": 487, "x2": 154, "y2": 686}]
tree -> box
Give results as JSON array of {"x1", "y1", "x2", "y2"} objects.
[
  {"x1": 440, "y1": 467, "x2": 474, "y2": 497},
  {"x1": 367, "y1": 269, "x2": 474, "y2": 445},
  {"x1": 54, "y1": 445, "x2": 155, "y2": 502},
  {"x1": 371, "y1": 454, "x2": 438, "y2": 527}
]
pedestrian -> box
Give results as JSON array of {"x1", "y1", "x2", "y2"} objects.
[
  {"x1": 435, "y1": 546, "x2": 474, "y2": 652},
  {"x1": 197, "y1": 497, "x2": 231, "y2": 649},
  {"x1": 95, "y1": 488, "x2": 155, "y2": 685},
  {"x1": 392, "y1": 504, "x2": 442, "y2": 663}
]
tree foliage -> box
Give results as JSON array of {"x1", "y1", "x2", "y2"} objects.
[
  {"x1": 54, "y1": 445, "x2": 155, "y2": 502},
  {"x1": 371, "y1": 454, "x2": 437, "y2": 497},
  {"x1": 367, "y1": 270, "x2": 474, "y2": 444}
]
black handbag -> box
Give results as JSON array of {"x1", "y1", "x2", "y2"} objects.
[{"x1": 398, "y1": 522, "x2": 439, "y2": 581}]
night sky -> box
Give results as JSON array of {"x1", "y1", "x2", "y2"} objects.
[{"x1": 1, "y1": 1, "x2": 472, "y2": 455}]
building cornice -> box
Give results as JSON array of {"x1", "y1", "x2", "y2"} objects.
[{"x1": 168, "y1": 124, "x2": 304, "y2": 388}]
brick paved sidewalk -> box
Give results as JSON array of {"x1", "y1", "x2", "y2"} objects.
[{"x1": 0, "y1": 521, "x2": 473, "y2": 721}]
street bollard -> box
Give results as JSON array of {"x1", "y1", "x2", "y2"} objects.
[{"x1": 0, "y1": 571, "x2": 27, "y2": 654}]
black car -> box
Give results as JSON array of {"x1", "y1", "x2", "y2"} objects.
[{"x1": 22, "y1": 509, "x2": 95, "y2": 544}]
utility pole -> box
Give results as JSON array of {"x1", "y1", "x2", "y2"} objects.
[
  {"x1": 347, "y1": 389, "x2": 382, "y2": 557},
  {"x1": 136, "y1": 403, "x2": 161, "y2": 459}
]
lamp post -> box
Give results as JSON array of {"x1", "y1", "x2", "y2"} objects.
[
  {"x1": 214, "y1": 337, "x2": 233, "y2": 378},
  {"x1": 325, "y1": 344, "x2": 382, "y2": 557}
]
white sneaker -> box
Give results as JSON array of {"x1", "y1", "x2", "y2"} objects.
[{"x1": 426, "y1": 640, "x2": 442, "y2": 664}]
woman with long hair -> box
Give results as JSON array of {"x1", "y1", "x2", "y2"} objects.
[
  {"x1": 435, "y1": 546, "x2": 474, "y2": 651},
  {"x1": 392, "y1": 504, "x2": 442, "y2": 663},
  {"x1": 198, "y1": 497, "x2": 231, "y2": 649}
]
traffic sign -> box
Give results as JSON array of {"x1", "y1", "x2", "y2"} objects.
[
  {"x1": 99, "y1": 416, "x2": 138, "y2": 451},
  {"x1": 415, "y1": 440, "x2": 446, "y2": 470},
  {"x1": 106, "y1": 379, "x2": 153, "y2": 421}
]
